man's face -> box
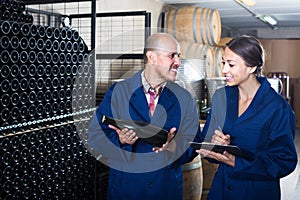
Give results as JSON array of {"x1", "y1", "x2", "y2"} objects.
[{"x1": 152, "y1": 43, "x2": 181, "y2": 82}]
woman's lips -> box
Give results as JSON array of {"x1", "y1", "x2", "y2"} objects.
[{"x1": 225, "y1": 76, "x2": 233, "y2": 82}]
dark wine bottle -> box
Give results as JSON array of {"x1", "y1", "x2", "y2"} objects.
[
  {"x1": 37, "y1": 38, "x2": 44, "y2": 50},
  {"x1": 10, "y1": 50, "x2": 19, "y2": 63},
  {"x1": 11, "y1": 22, "x2": 20, "y2": 35},
  {"x1": 53, "y1": 27, "x2": 60, "y2": 39},
  {"x1": 12, "y1": 0, "x2": 19, "y2": 11},
  {"x1": 19, "y1": 1, "x2": 25, "y2": 12},
  {"x1": 1, "y1": 35, "x2": 10, "y2": 49},
  {"x1": 46, "y1": 26, "x2": 53, "y2": 38},
  {"x1": 10, "y1": 11, "x2": 18, "y2": 21},
  {"x1": 1, "y1": 64, "x2": 10, "y2": 78},
  {"x1": 25, "y1": 14, "x2": 33, "y2": 23},
  {"x1": 30, "y1": 24, "x2": 38, "y2": 36},
  {"x1": 45, "y1": 39, "x2": 52, "y2": 51},
  {"x1": 28, "y1": 37, "x2": 36, "y2": 49},
  {"x1": 10, "y1": 36, "x2": 19, "y2": 49},
  {"x1": 20, "y1": 51, "x2": 28, "y2": 63},
  {"x1": 21, "y1": 23, "x2": 30, "y2": 36},
  {"x1": 20, "y1": 37, "x2": 29, "y2": 50},
  {"x1": 1, "y1": 20, "x2": 10, "y2": 34},
  {"x1": 38, "y1": 25, "x2": 45, "y2": 37}
]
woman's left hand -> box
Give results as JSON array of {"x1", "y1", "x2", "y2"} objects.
[{"x1": 197, "y1": 149, "x2": 235, "y2": 167}]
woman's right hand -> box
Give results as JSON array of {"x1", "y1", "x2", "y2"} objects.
[{"x1": 212, "y1": 129, "x2": 231, "y2": 145}]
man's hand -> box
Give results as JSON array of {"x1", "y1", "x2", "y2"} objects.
[
  {"x1": 153, "y1": 127, "x2": 176, "y2": 153},
  {"x1": 109, "y1": 125, "x2": 138, "y2": 145}
]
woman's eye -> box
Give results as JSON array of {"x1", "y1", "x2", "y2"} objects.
[{"x1": 221, "y1": 60, "x2": 235, "y2": 67}]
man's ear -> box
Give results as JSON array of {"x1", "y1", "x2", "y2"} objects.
[{"x1": 146, "y1": 51, "x2": 156, "y2": 64}]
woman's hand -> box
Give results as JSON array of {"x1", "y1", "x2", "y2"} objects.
[
  {"x1": 212, "y1": 129, "x2": 231, "y2": 145},
  {"x1": 197, "y1": 128, "x2": 235, "y2": 167},
  {"x1": 109, "y1": 125, "x2": 138, "y2": 145},
  {"x1": 153, "y1": 127, "x2": 176, "y2": 153},
  {"x1": 197, "y1": 149, "x2": 235, "y2": 167}
]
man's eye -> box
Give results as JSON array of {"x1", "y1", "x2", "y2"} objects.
[
  {"x1": 229, "y1": 64, "x2": 234, "y2": 67},
  {"x1": 170, "y1": 52, "x2": 180, "y2": 58}
]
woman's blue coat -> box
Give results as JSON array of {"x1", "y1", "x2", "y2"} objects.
[
  {"x1": 88, "y1": 70, "x2": 201, "y2": 200},
  {"x1": 201, "y1": 77, "x2": 297, "y2": 200}
]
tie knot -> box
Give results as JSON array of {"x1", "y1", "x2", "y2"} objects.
[
  {"x1": 148, "y1": 87, "x2": 162, "y2": 96},
  {"x1": 148, "y1": 88, "x2": 156, "y2": 96}
]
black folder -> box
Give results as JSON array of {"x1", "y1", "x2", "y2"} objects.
[
  {"x1": 189, "y1": 142, "x2": 253, "y2": 160},
  {"x1": 101, "y1": 115, "x2": 168, "y2": 147}
]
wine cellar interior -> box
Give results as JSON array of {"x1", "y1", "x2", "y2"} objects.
[{"x1": 1, "y1": 0, "x2": 300, "y2": 199}]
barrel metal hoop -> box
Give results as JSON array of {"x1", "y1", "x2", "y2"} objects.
[
  {"x1": 165, "y1": 9, "x2": 170, "y2": 33},
  {"x1": 215, "y1": 47, "x2": 221, "y2": 76},
  {"x1": 192, "y1": 7, "x2": 198, "y2": 42},
  {"x1": 209, "y1": 9, "x2": 217, "y2": 45},
  {"x1": 182, "y1": 160, "x2": 202, "y2": 171},
  {"x1": 186, "y1": 43, "x2": 192, "y2": 59},
  {"x1": 199, "y1": 8, "x2": 205, "y2": 44},
  {"x1": 172, "y1": 8, "x2": 179, "y2": 39},
  {"x1": 205, "y1": 8, "x2": 211, "y2": 45},
  {"x1": 194, "y1": 43, "x2": 200, "y2": 58}
]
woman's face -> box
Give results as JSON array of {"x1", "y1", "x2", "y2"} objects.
[{"x1": 222, "y1": 47, "x2": 255, "y2": 86}]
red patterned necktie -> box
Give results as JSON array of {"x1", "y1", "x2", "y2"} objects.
[{"x1": 148, "y1": 88, "x2": 155, "y2": 115}]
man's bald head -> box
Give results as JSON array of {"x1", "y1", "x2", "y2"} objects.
[{"x1": 143, "y1": 33, "x2": 180, "y2": 64}]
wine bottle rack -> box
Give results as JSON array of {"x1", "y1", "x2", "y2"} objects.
[{"x1": 0, "y1": 0, "x2": 98, "y2": 199}]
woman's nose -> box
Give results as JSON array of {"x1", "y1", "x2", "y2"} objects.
[{"x1": 222, "y1": 63, "x2": 228, "y2": 73}]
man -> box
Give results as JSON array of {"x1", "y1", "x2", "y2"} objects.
[{"x1": 88, "y1": 33, "x2": 201, "y2": 200}]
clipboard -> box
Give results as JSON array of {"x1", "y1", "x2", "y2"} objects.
[
  {"x1": 101, "y1": 115, "x2": 168, "y2": 147},
  {"x1": 189, "y1": 141, "x2": 253, "y2": 160}
]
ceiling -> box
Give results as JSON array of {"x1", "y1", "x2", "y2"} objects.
[{"x1": 158, "y1": 0, "x2": 300, "y2": 39}]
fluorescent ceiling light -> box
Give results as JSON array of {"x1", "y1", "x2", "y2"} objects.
[
  {"x1": 235, "y1": 0, "x2": 256, "y2": 7},
  {"x1": 258, "y1": 15, "x2": 277, "y2": 26},
  {"x1": 235, "y1": 0, "x2": 277, "y2": 29}
]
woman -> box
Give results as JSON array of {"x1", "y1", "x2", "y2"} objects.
[{"x1": 197, "y1": 35, "x2": 297, "y2": 200}]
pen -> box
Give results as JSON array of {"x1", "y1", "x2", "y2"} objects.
[
  {"x1": 217, "y1": 126, "x2": 235, "y2": 144},
  {"x1": 218, "y1": 126, "x2": 222, "y2": 132}
]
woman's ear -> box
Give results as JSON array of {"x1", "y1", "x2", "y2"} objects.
[{"x1": 249, "y1": 66, "x2": 257, "y2": 74}]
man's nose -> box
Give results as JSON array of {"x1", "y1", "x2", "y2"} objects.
[{"x1": 173, "y1": 56, "x2": 181, "y2": 66}]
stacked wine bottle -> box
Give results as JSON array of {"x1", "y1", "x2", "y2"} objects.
[
  {"x1": 0, "y1": 20, "x2": 94, "y2": 131},
  {"x1": 0, "y1": 0, "x2": 97, "y2": 199},
  {"x1": 0, "y1": 0, "x2": 33, "y2": 23}
]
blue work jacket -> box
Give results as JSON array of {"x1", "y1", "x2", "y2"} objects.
[
  {"x1": 201, "y1": 77, "x2": 297, "y2": 200},
  {"x1": 88, "y1": 70, "x2": 201, "y2": 200}
]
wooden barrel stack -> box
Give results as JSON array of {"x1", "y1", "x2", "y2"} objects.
[
  {"x1": 164, "y1": 6, "x2": 221, "y2": 45},
  {"x1": 162, "y1": 6, "x2": 225, "y2": 79}
]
